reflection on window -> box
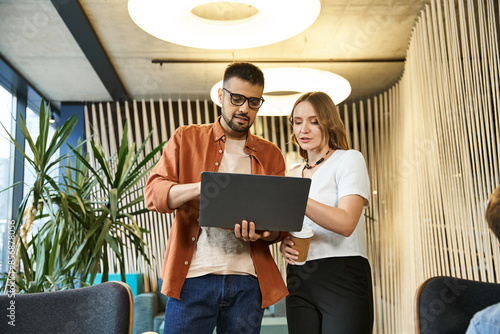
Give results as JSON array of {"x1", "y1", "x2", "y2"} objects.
[{"x1": 0, "y1": 85, "x2": 15, "y2": 273}]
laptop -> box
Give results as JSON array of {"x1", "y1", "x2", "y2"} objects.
[{"x1": 199, "y1": 172, "x2": 311, "y2": 232}]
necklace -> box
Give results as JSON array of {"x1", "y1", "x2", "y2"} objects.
[{"x1": 304, "y1": 149, "x2": 331, "y2": 169}]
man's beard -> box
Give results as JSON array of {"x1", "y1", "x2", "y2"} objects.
[{"x1": 222, "y1": 112, "x2": 252, "y2": 133}]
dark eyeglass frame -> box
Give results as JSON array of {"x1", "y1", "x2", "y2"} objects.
[{"x1": 223, "y1": 88, "x2": 265, "y2": 110}]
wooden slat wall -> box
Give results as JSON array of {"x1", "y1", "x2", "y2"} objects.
[
  {"x1": 357, "y1": 0, "x2": 499, "y2": 332},
  {"x1": 83, "y1": 0, "x2": 499, "y2": 330}
]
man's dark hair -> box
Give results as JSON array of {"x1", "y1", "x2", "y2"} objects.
[{"x1": 223, "y1": 62, "x2": 264, "y2": 87}]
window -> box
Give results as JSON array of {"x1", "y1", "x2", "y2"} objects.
[
  {"x1": 0, "y1": 58, "x2": 66, "y2": 281},
  {"x1": 0, "y1": 85, "x2": 15, "y2": 273}
]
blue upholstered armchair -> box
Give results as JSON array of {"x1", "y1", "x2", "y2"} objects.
[
  {"x1": 416, "y1": 276, "x2": 500, "y2": 333},
  {"x1": 133, "y1": 278, "x2": 168, "y2": 334},
  {"x1": 0, "y1": 281, "x2": 133, "y2": 333}
]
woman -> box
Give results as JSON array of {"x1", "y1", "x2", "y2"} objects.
[{"x1": 281, "y1": 92, "x2": 373, "y2": 333}]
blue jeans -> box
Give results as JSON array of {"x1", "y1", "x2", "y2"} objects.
[{"x1": 163, "y1": 274, "x2": 264, "y2": 334}]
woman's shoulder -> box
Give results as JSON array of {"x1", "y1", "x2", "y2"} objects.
[
  {"x1": 331, "y1": 150, "x2": 368, "y2": 177},
  {"x1": 335, "y1": 149, "x2": 366, "y2": 163}
]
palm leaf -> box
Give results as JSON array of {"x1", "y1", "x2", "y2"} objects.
[
  {"x1": 0, "y1": 119, "x2": 36, "y2": 168},
  {"x1": 17, "y1": 113, "x2": 39, "y2": 167},
  {"x1": 90, "y1": 140, "x2": 113, "y2": 183},
  {"x1": 113, "y1": 121, "x2": 132, "y2": 187}
]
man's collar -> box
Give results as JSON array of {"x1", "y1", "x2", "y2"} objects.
[{"x1": 212, "y1": 116, "x2": 227, "y2": 142}]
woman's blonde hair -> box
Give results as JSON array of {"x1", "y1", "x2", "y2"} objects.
[{"x1": 288, "y1": 91, "x2": 349, "y2": 160}]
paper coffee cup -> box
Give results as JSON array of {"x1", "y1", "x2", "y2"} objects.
[{"x1": 290, "y1": 229, "x2": 314, "y2": 265}]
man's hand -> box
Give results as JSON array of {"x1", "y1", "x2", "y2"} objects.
[{"x1": 234, "y1": 220, "x2": 278, "y2": 242}]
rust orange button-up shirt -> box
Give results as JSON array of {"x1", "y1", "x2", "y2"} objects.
[{"x1": 144, "y1": 117, "x2": 288, "y2": 308}]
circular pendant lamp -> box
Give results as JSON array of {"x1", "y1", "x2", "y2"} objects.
[
  {"x1": 128, "y1": 0, "x2": 321, "y2": 49},
  {"x1": 211, "y1": 68, "x2": 352, "y2": 116}
]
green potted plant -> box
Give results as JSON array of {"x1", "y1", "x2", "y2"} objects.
[{"x1": 2, "y1": 100, "x2": 164, "y2": 292}]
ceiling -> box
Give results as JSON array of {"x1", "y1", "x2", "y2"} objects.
[{"x1": 0, "y1": 0, "x2": 428, "y2": 108}]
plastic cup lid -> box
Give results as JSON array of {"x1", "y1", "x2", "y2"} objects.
[{"x1": 290, "y1": 228, "x2": 314, "y2": 238}]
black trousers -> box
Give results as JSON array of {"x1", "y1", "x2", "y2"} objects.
[{"x1": 286, "y1": 256, "x2": 374, "y2": 334}]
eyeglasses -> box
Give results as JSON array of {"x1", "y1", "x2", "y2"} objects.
[{"x1": 223, "y1": 88, "x2": 265, "y2": 110}]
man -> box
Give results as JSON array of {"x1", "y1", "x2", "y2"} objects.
[
  {"x1": 144, "y1": 62, "x2": 288, "y2": 334},
  {"x1": 465, "y1": 185, "x2": 500, "y2": 333}
]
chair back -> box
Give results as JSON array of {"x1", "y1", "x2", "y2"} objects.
[
  {"x1": 415, "y1": 276, "x2": 500, "y2": 334},
  {"x1": 0, "y1": 281, "x2": 133, "y2": 334}
]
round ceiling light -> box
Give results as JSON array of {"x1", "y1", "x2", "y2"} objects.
[
  {"x1": 128, "y1": 0, "x2": 321, "y2": 49},
  {"x1": 210, "y1": 68, "x2": 351, "y2": 116}
]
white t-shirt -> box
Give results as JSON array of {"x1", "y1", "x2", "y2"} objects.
[
  {"x1": 287, "y1": 149, "x2": 370, "y2": 260},
  {"x1": 187, "y1": 138, "x2": 256, "y2": 278}
]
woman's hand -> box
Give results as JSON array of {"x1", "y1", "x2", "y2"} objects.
[{"x1": 280, "y1": 236, "x2": 299, "y2": 265}]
